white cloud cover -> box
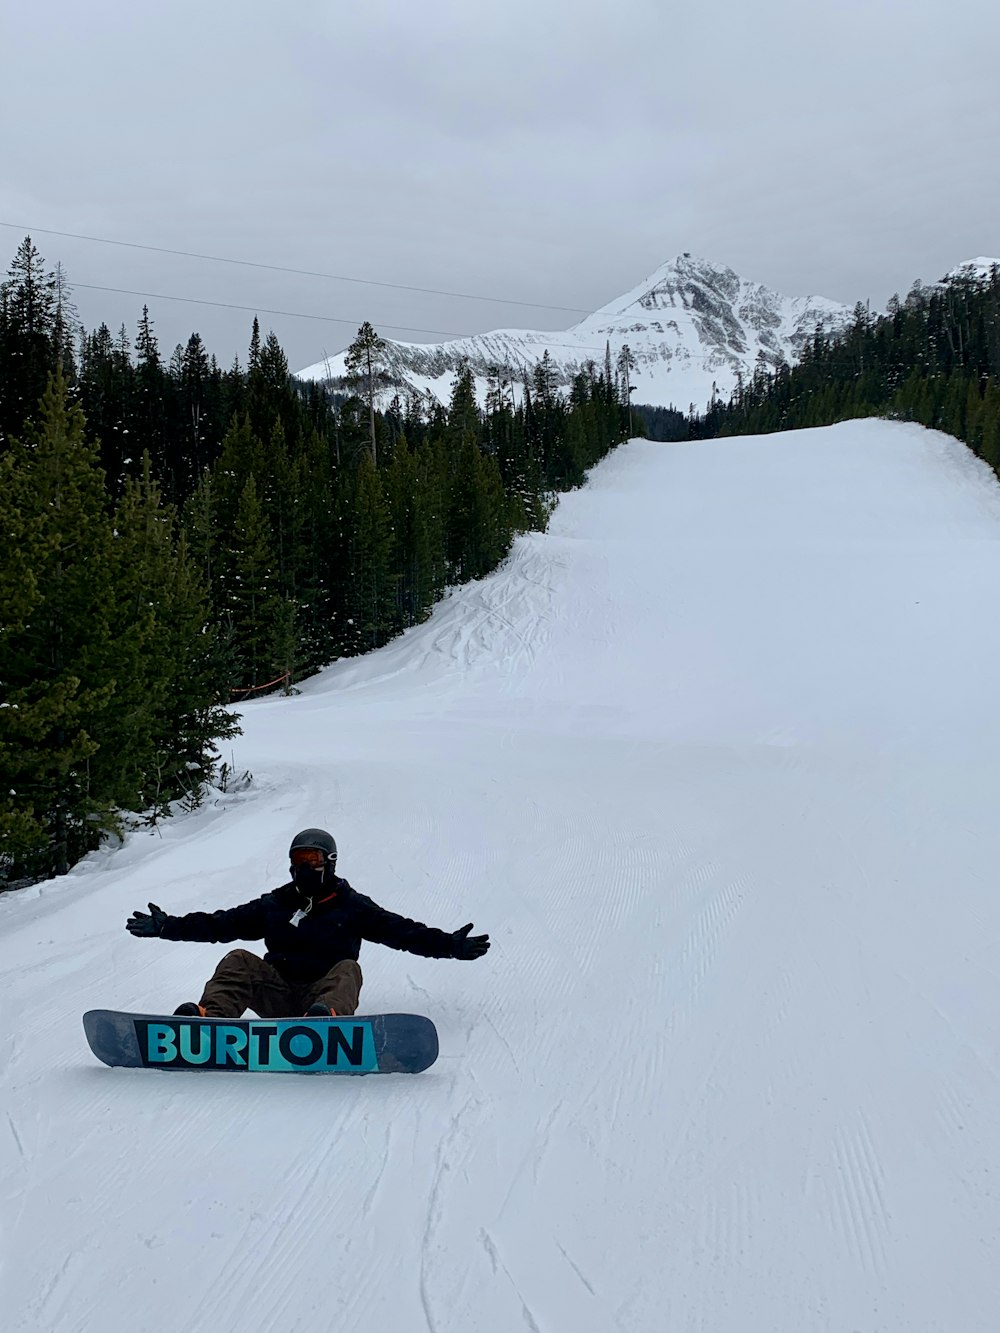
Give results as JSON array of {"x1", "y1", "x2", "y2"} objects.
[{"x1": 1, "y1": 0, "x2": 996, "y2": 369}]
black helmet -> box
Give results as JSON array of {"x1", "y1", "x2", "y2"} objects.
[{"x1": 288, "y1": 827, "x2": 337, "y2": 870}]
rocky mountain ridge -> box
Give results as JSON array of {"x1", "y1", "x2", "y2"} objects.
[{"x1": 295, "y1": 253, "x2": 995, "y2": 412}]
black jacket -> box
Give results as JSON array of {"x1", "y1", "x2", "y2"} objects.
[{"x1": 160, "y1": 877, "x2": 458, "y2": 983}]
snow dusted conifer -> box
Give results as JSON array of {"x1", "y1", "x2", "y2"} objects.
[
  {"x1": 0, "y1": 236, "x2": 61, "y2": 444},
  {"x1": 0, "y1": 373, "x2": 119, "y2": 877},
  {"x1": 344, "y1": 321, "x2": 387, "y2": 465},
  {"x1": 226, "y1": 474, "x2": 283, "y2": 689}
]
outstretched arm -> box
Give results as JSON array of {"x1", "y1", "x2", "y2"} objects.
[
  {"x1": 125, "y1": 896, "x2": 271, "y2": 944},
  {"x1": 357, "y1": 896, "x2": 490, "y2": 960}
]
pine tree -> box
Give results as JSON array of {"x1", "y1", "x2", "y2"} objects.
[
  {"x1": 114, "y1": 455, "x2": 239, "y2": 814},
  {"x1": 52, "y1": 262, "x2": 79, "y2": 381},
  {"x1": 447, "y1": 359, "x2": 480, "y2": 448},
  {"x1": 248, "y1": 317, "x2": 261, "y2": 375},
  {"x1": 184, "y1": 467, "x2": 220, "y2": 600},
  {"x1": 344, "y1": 321, "x2": 387, "y2": 464},
  {"x1": 248, "y1": 329, "x2": 297, "y2": 445},
  {"x1": 446, "y1": 432, "x2": 511, "y2": 583},
  {"x1": 531, "y1": 352, "x2": 568, "y2": 484},
  {"x1": 980, "y1": 381, "x2": 1000, "y2": 471},
  {"x1": 0, "y1": 236, "x2": 61, "y2": 445},
  {"x1": 385, "y1": 434, "x2": 447, "y2": 626},
  {"x1": 617, "y1": 344, "x2": 637, "y2": 438},
  {"x1": 134, "y1": 305, "x2": 171, "y2": 493},
  {"x1": 285, "y1": 426, "x2": 338, "y2": 672},
  {"x1": 224, "y1": 475, "x2": 285, "y2": 689},
  {"x1": 0, "y1": 373, "x2": 120, "y2": 877},
  {"x1": 178, "y1": 332, "x2": 213, "y2": 486},
  {"x1": 339, "y1": 453, "x2": 395, "y2": 652},
  {"x1": 109, "y1": 455, "x2": 172, "y2": 806},
  {"x1": 212, "y1": 414, "x2": 266, "y2": 529},
  {"x1": 79, "y1": 322, "x2": 134, "y2": 494},
  {"x1": 965, "y1": 378, "x2": 984, "y2": 453}
]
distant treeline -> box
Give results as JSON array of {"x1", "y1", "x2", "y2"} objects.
[
  {"x1": 631, "y1": 403, "x2": 691, "y2": 442},
  {"x1": 0, "y1": 236, "x2": 633, "y2": 884}
]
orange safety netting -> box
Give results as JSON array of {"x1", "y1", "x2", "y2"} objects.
[{"x1": 230, "y1": 672, "x2": 290, "y2": 699}]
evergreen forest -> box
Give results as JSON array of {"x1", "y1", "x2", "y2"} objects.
[
  {"x1": 697, "y1": 266, "x2": 1000, "y2": 458},
  {"x1": 0, "y1": 237, "x2": 632, "y2": 885}
]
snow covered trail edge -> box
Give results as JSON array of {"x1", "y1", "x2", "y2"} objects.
[{"x1": 3, "y1": 420, "x2": 1000, "y2": 1332}]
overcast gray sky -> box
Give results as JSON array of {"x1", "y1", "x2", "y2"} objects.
[{"x1": 2, "y1": 0, "x2": 997, "y2": 371}]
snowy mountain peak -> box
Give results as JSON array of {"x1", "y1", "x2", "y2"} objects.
[
  {"x1": 942, "y1": 256, "x2": 1000, "y2": 284},
  {"x1": 590, "y1": 252, "x2": 743, "y2": 319},
  {"x1": 296, "y1": 256, "x2": 853, "y2": 412}
]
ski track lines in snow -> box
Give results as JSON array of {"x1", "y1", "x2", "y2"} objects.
[{"x1": 5, "y1": 420, "x2": 1000, "y2": 1330}]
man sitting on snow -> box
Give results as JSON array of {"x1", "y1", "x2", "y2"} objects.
[{"x1": 125, "y1": 827, "x2": 490, "y2": 1018}]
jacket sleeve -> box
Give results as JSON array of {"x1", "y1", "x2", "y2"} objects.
[
  {"x1": 159, "y1": 894, "x2": 273, "y2": 944},
  {"x1": 355, "y1": 894, "x2": 456, "y2": 958}
]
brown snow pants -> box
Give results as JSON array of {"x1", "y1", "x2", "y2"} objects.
[{"x1": 198, "y1": 948, "x2": 363, "y2": 1018}]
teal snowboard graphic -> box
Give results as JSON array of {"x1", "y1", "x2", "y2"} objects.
[{"x1": 83, "y1": 1010, "x2": 438, "y2": 1075}]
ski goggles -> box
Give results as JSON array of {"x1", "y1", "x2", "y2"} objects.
[{"x1": 290, "y1": 847, "x2": 327, "y2": 867}]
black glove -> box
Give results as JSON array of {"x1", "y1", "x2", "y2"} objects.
[
  {"x1": 126, "y1": 902, "x2": 169, "y2": 938},
  {"x1": 451, "y1": 922, "x2": 490, "y2": 960}
]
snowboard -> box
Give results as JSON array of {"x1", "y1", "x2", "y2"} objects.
[{"x1": 83, "y1": 1009, "x2": 438, "y2": 1075}]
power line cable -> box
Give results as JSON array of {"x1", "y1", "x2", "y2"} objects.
[
  {"x1": 71, "y1": 282, "x2": 475, "y2": 340},
  {"x1": 3, "y1": 224, "x2": 833, "y2": 369},
  {"x1": 0, "y1": 220, "x2": 594, "y2": 316},
  {"x1": 71, "y1": 279, "x2": 752, "y2": 367}
]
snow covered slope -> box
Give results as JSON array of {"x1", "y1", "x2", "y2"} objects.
[
  {"x1": 5, "y1": 420, "x2": 1000, "y2": 1331},
  {"x1": 296, "y1": 254, "x2": 852, "y2": 412}
]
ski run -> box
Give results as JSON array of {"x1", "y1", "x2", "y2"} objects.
[{"x1": 3, "y1": 418, "x2": 1000, "y2": 1333}]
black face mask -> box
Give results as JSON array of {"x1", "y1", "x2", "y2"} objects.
[{"x1": 292, "y1": 862, "x2": 325, "y2": 900}]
